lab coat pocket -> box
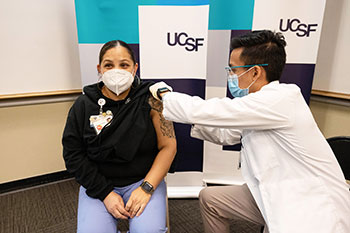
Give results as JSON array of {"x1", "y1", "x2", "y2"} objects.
[{"x1": 260, "y1": 177, "x2": 337, "y2": 233}]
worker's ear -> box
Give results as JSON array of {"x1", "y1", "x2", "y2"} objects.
[
  {"x1": 252, "y1": 66, "x2": 263, "y2": 80},
  {"x1": 97, "y1": 64, "x2": 101, "y2": 75}
]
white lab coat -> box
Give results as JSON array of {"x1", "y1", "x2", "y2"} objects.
[{"x1": 162, "y1": 81, "x2": 350, "y2": 233}]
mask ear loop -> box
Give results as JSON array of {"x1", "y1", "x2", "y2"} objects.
[
  {"x1": 237, "y1": 66, "x2": 257, "y2": 89},
  {"x1": 132, "y1": 75, "x2": 140, "y2": 88},
  {"x1": 237, "y1": 66, "x2": 255, "y2": 78},
  {"x1": 245, "y1": 66, "x2": 260, "y2": 91},
  {"x1": 97, "y1": 72, "x2": 102, "y2": 82}
]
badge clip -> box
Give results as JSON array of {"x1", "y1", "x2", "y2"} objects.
[{"x1": 89, "y1": 98, "x2": 113, "y2": 135}]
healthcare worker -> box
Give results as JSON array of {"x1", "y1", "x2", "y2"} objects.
[{"x1": 149, "y1": 30, "x2": 350, "y2": 233}]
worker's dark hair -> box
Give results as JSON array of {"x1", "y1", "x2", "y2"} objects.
[
  {"x1": 231, "y1": 30, "x2": 287, "y2": 82},
  {"x1": 99, "y1": 40, "x2": 136, "y2": 65}
]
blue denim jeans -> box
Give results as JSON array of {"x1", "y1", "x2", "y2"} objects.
[{"x1": 77, "y1": 179, "x2": 167, "y2": 233}]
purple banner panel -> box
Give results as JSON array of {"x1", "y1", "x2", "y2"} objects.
[
  {"x1": 230, "y1": 30, "x2": 251, "y2": 40},
  {"x1": 280, "y1": 63, "x2": 315, "y2": 104},
  {"x1": 128, "y1": 44, "x2": 140, "y2": 77}
]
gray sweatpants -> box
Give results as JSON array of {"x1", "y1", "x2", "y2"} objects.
[{"x1": 199, "y1": 184, "x2": 268, "y2": 233}]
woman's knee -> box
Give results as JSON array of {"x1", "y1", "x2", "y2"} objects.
[
  {"x1": 77, "y1": 187, "x2": 116, "y2": 233},
  {"x1": 78, "y1": 221, "x2": 116, "y2": 233},
  {"x1": 130, "y1": 221, "x2": 167, "y2": 233}
]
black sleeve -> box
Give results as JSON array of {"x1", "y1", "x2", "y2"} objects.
[{"x1": 62, "y1": 99, "x2": 114, "y2": 201}]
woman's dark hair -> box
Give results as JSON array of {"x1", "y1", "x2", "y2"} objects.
[
  {"x1": 231, "y1": 30, "x2": 287, "y2": 82},
  {"x1": 99, "y1": 40, "x2": 136, "y2": 65}
]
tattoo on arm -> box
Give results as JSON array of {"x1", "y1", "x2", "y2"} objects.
[
  {"x1": 148, "y1": 96, "x2": 163, "y2": 112},
  {"x1": 148, "y1": 96, "x2": 175, "y2": 138},
  {"x1": 159, "y1": 115, "x2": 176, "y2": 138}
]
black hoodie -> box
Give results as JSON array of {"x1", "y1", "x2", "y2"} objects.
[{"x1": 62, "y1": 81, "x2": 158, "y2": 201}]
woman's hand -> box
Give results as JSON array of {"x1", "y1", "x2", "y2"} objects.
[
  {"x1": 103, "y1": 191, "x2": 130, "y2": 220},
  {"x1": 125, "y1": 187, "x2": 152, "y2": 218}
]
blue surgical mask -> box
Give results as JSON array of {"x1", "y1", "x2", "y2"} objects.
[
  {"x1": 228, "y1": 76, "x2": 248, "y2": 97},
  {"x1": 227, "y1": 67, "x2": 255, "y2": 98}
]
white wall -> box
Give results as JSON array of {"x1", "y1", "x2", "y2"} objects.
[
  {"x1": 0, "y1": 0, "x2": 81, "y2": 97},
  {"x1": 312, "y1": 0, "x2": 350, "y2": 96}
]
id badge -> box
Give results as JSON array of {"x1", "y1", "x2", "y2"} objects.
[{"x1": 89, "y1": 110, "x2": 113, "y2": 135}]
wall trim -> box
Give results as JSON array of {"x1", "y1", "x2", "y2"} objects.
[
  {"x1": 0, "y1": 171, "x2": 73, "y2": 195},
  {"x1": 0, "y1": 93, "x2": 80, "y2": 108},
  {"x1": 310, "y1": 94, "x2": 350, "y2": 107}
]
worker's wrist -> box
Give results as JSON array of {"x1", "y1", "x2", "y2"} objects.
[
  {"x1": 160, "y1": 91, "x2": 170, "y2": 99},
  {"x1": 157, "y1": 87, "x2": 171, "y2": 100}
]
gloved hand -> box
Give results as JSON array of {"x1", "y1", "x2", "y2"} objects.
[{"x1": 149, "y1": 81, "x2": 173, "y2": 101}]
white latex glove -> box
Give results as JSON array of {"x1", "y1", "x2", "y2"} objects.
[{"x1": 149, "y1": 81, "x2": 173, "y2": 101}]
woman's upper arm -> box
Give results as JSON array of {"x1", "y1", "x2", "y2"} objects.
[{"x1": 148, "y1": 96, "x2": 177, "y2": 150}]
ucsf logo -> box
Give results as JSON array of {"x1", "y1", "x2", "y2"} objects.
[
  {"x1": 279, "y1": 18, "x2": 318, "y2": 37},
  {"x1": 167, "y1": 32, "x2": 204, "y2": 52}
]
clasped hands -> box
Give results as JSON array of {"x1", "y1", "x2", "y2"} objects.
[{"x1": 103, "y1": 186, "x2": 151, "y2": 219}]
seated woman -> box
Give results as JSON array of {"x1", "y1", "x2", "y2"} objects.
[{"x1": 62, "y1": 40, "x2": 177, "y2": 233}]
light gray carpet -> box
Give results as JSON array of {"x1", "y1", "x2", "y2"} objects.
[{"x1": 0, "y1": 179, "x2": 262, "y2": 233}]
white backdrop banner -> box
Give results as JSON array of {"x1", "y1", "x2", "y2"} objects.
[
  {"x1": 253, "y1": 0, "x2": 326, "y2": 64},
  {"x1": 139, "y1": 5, "x2": 209, "y2": 79}
]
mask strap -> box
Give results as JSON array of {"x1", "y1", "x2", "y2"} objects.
[
  {"x1": 132, "y1": 75, "x2": 141, "y2": 88},
  {"x1": 246, "y1": 77, "x2": 258, "y2": 90},
  {"x1": 97, "y1": 72, "x2": 102, "y2": 81},
  {"x1": 237, "y1": 66, "x2": 255, "y2": 78},
  {"x1": 245, "y1": 68, "x2": 260, "y2": 91},
  {"x1": 238, "y1": 66, "x2": 258, "y2": 91}
]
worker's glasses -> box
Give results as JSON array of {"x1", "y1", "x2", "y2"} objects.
[{"x1": 225, "y1": 64, "x2": 268, "y2": 77}]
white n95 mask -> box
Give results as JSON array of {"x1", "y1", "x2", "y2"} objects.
[{"x1": 101, "y1": 69, "x2": 134, "y2": 96}]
